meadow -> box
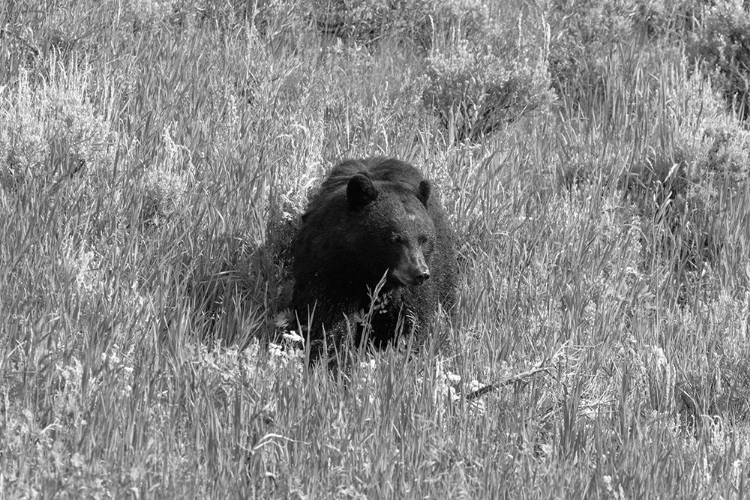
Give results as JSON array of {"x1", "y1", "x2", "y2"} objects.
[{"x1": 2, "y1": 0, "x2": 750, "y2": 497}]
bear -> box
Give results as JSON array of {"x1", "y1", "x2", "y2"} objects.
[{"x1": 291, "y1": 157, "x2": 457, "y2": 366}]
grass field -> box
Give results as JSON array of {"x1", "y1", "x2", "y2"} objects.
[{"x1": 2, "y1": 0, "x2": 750, "y2": 497}]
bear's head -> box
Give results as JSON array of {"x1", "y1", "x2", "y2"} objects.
[{"x1": 347, "y1": 174, "x2": 435, "y2": 288}]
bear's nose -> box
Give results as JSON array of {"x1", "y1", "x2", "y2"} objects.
[{"x1": 413, "y1": 269, "x2": 430, "y2": 286}]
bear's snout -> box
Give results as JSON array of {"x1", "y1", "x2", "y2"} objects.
[
  {"x1": 410, "y1": 249, "x2": 431, "y2": 286},
  {"x1": 412, "y1": 258, "x2": 430, "y2": 285},
  {"x1": 412, "y1": 267, "x2": 430, "y2": 286},
  {"x1": 392, "y1": 249, "x2": 431, "y2": 287}
]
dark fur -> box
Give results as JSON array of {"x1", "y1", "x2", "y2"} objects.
[{"x1": 291, "y1": 157, "x2": 457, "y2": 365}]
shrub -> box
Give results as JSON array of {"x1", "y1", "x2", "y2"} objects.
[
  {"x1": 0, "y1": 65, "x2": 116, "y2": 191},
  {"x1": 548, "y1": 0, "x2": 643, "y2": 99},
  {"x1": 688, "y1": 0, "x2": 750, "y2": 118},
  {"x1": 424, "y1": 41, "x2": 555, "y2": 142},
  {"x1": 628, "y1": 62, "x2": 749, "y2": 287},
  {"x1": 312, "y1": 0, "x2": 497, "y2": 49},
  {"x1": 422, "y1": 5, "x2": 556, "y2": 142},
  {"x1": 548, "y1": 0, "x2": 698, "y2": 104},
  {"x1": 140, "y1": 127, "x2": 194, "y2": 226},
  {"x1": 313, "y1": 0, "x2": 431, "y2": 45}
]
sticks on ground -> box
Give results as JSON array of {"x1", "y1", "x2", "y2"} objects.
[{"x1": 465, "y1": 363, "x2": 551, "y2": 401}]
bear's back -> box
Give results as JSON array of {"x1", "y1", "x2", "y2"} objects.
[{"x1": 316, "y1": 157, "x2": 425, "y2": 200}]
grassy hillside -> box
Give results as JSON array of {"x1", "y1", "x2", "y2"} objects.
[{"x1": 2, "y1": 0, "x2": 750, "y2": 497}]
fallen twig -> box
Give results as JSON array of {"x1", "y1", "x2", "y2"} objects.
[{"x1": 465, "y1": 363, "x2": 551, "y2": 401}]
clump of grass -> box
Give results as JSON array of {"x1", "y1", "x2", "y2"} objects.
[
  {"x1": 688, "y1": 0, "x2": 750, "y2": 118},
  {"x1": 139, "y1": 126, "x2": 194, "y2": 226},
  {"x1": 0, "y1": 61, "x2": 116, "y2": 190},
  {"x1": 423, "y1": 39, "x2": 556, "y2": 143},
  {"x1": 423, "y1": 3, "x2": 556, "y2": 142},
  {"x1": 313, "y1": 0, "x2": 431, "y2": 46}
]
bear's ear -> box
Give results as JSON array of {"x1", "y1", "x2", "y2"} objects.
[
  {"x1": 417, "y1": 180, "x2": 431, "y2": 207},
  {"x1": 347, "y1": 174, "x2": 378, "y2": 210}
]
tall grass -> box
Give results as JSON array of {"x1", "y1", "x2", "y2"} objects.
[{"x1": 1, "y1": 0, "x2": 750, "y2": 497}]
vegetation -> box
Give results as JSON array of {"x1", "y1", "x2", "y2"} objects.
[{"x1": 1, "y1": 0, "x2": 750, "y2": 497}]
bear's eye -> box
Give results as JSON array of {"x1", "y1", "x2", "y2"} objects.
[
  {"x1": 419, "y1": 235, "x2": 433, "y2": 253},
  {"x1": 390, "y1": 234, "x2": 405, "y2": 245}
]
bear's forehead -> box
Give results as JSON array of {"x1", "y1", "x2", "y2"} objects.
[
  {"x1": 403, "y1": 205, "x2": 428, "y2": 224},
  {"x1": 382, "y1": 195, "x2": 423, "y2": 214},
  {"x1": 378, "y1": 196, "x2": 434, "y2": 230}
]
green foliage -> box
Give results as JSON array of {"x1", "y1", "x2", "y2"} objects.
[
  {"x1": 424, "y1": 39, "x2": 556, "y2": 142},
  {"x1": 688, "y1": 0, "x2": 750, "y2": 117},
  {"x1": 548, "y1": 0, "x2": 644, "y2": 99},
  {"x1": 139, "y1": 127, "x2": 194, "y2": 226},
  {"x1": 0, "y1": 64, "x2": 116, "y2": 190},
  {"x1": 423, "y1": 4, "x2": 556, "y2": 142},
  {"x1": 314, "y1": 0, "x2": 432, "y2": 45},
  {"x1": 548, "y1": 0, "x2": 699, "y2": 102}
]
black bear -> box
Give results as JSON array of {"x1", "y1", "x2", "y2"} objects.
[{"x1": 291, "y1": 157, "x2": 457, "y2": 365}]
